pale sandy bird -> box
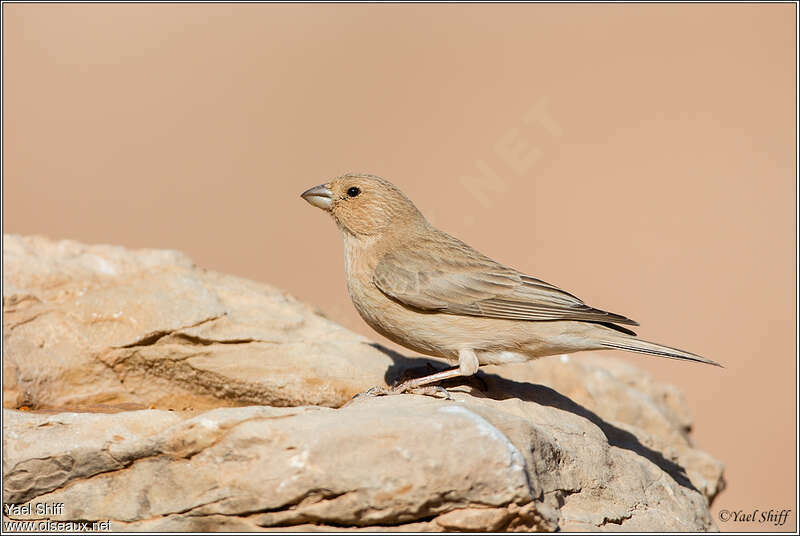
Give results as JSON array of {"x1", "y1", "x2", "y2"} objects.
[{"x1": 301, "y1": 174, "x2": 720, "y2": 395}]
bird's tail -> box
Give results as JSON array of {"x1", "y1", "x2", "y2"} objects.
[{"x1": 599, "y1": 334, "x2": 722, "y2": 367}]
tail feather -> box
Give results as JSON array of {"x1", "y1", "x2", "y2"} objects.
[{"x1": 600, "y1": 337, "x2": 722, "y2": 367}]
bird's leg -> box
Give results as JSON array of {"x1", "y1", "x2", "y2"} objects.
[
  {"x1": 394, "y1": 366, "x2": 463, "y2": 389},
  {"x1": 458, "y1": 347, "x2": 480, "y2": 376},
  {"x1": 352, "y1": 368, "x2": 462, "y2": 399},
  {"x1": 390, "y1": 349, "x2": 480, "y2": 396},
  {"x1": 353, "y1": 350, "x2": 480, "y2": 400}
]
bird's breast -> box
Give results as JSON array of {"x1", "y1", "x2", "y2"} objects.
[
  {"x1": 341, "y1": 234, "x2": 383, "y2": 321},
  {"x1": 341, "y1": 234, "x2": 439, "y2": 355}
]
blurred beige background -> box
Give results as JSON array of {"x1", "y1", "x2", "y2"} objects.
[{"x1": 3, "y1": 4, "x2": 796, "y2": 531}]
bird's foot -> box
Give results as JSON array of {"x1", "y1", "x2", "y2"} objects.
[
  {"x1": 394, "y1": 383, "x2": 452, "y2": 400},
  {"x1": 352, "y1": 383, "x2": 452, "y2": 400}
]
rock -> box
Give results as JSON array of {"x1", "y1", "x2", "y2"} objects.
[
  {"x1": 3, "y1": 389, "x2": 721, "y2": 531},
  {"x1": 3, "y1": 235, "x2": 425, "y2": 410},
  {"x1": 2, "y1": 236, "x2": 724, "y2": 531},
  {"x1": 3, "y1": 409, "x2": 183, "y2": 505},
  {"x1": 478, "y1": 355, "x2": 726, "y2": 503}
]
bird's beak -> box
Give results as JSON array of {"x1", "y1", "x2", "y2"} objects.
[{"x1": 300, "y1": 184, "x2": 334, "y2": 210}]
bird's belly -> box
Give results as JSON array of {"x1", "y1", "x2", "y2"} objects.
[{"x1": 347, "y1": 282, "x2": 453, "y2": 358}]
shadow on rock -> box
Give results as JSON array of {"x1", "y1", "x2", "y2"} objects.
[
  {"x1": 368, "y1": 342, "x2": 699, "y2": 496},
  {"x1": 479, "y1": 372, "x2": 700, "y2": 496}
]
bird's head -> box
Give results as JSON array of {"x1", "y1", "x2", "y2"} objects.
[{"x1": 301, "y1": 173, "x2": 424, "y2": 236}]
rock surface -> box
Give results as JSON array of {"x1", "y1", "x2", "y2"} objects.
[
  {"x1": 2, "y1": 235, "x2": 725, "y2": 531},
  {"x1": 3, "y1": 235, "x2": 409, "y2": 411}
]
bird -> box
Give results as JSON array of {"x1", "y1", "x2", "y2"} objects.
[{"x1": 300, "y1": 173, "x2": 721, "y2": 396}]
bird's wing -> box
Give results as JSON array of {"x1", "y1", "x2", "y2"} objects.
[{"x1": 373, "y1": 233, "x2": 638, "y2": 326}]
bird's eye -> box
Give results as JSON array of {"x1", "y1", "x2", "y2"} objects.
[{"x1": 347, "y1": 186, "x2": 361, "y2": 198}]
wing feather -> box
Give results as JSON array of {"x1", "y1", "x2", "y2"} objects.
[{"x1": 373, "y1": 232, "x2": 638, "y2": 327}]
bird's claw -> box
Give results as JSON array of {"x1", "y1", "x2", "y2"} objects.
[
  {"x1": 406, "y1": 384, "x2": 452, "y2": 400},
  {"x1": 391, "y1": 379, "x2": 452, "y2": 399}
]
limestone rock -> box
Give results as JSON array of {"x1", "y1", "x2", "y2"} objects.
[
  {"x1": 2, "y1": 236, "x2": 724, "y2": 531},
  {"x1": 4, "y1": 389, "x2": 721, "y2": 531},
  {"x1": 3, "y1": 234, "x2": 416, "y2": 410}
]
